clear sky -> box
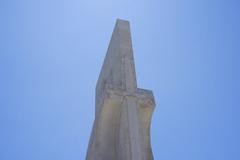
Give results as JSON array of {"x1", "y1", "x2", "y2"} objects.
[{"x1": 0, "y1": 0, "x2": 240, "y2": 159}]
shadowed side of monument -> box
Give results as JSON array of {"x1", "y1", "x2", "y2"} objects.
[{"x1": 86, "y1": 19, "x2": 155, "y2": 160}]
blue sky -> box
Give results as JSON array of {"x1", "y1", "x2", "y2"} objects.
[{"x1": 0, "y1": 0, "x2": 240, "y2": 159}]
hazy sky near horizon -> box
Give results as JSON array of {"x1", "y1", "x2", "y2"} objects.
[{"x1": 1, "y1": 0, "x2": 240, "y2": 159}]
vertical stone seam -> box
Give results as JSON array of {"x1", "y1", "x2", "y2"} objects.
[
  {"x1": 115, "y1": 98, "x2": 123, "y2": 160},
  {"x1": 123, "y1": 96, "x2": 133, "y2": 160}
]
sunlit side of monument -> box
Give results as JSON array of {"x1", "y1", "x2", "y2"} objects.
[{"x1": 86, "y1": 19, "x2": 155, "y2": 160}]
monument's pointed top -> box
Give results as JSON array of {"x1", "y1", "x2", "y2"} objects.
[
  {"x1": 113, "y1": 19, "x2": 137, "y2": 91},
  {"x1": 114, "y1": 18, "x2": 130, "y2": 30},
  {"x1": 96, "y1": 19, "x2": 137, "y2": 95},
  {"x1": 116, "y1": 18, "x2": 129, "y2": 23}
]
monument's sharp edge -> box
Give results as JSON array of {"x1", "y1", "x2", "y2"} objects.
[{"x1": 96, "y1": 19, "x2": 137, "y2": 115}]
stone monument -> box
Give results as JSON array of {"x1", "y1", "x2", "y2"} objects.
[{"x1": 86, "y1": 19, "x2": 155, "y2": 160}]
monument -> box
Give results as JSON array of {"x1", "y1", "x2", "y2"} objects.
[{"x1": 86, "y1": 19, "x2": 156, "y2": 160}]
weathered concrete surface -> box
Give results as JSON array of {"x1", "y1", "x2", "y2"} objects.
[{"x1": 86, "y1": 19, "x2": 155, "y2": 160}]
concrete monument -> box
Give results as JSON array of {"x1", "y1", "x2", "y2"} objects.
[{"x1": 86, "y1": 19, "x2": 155, "y2": 160}]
